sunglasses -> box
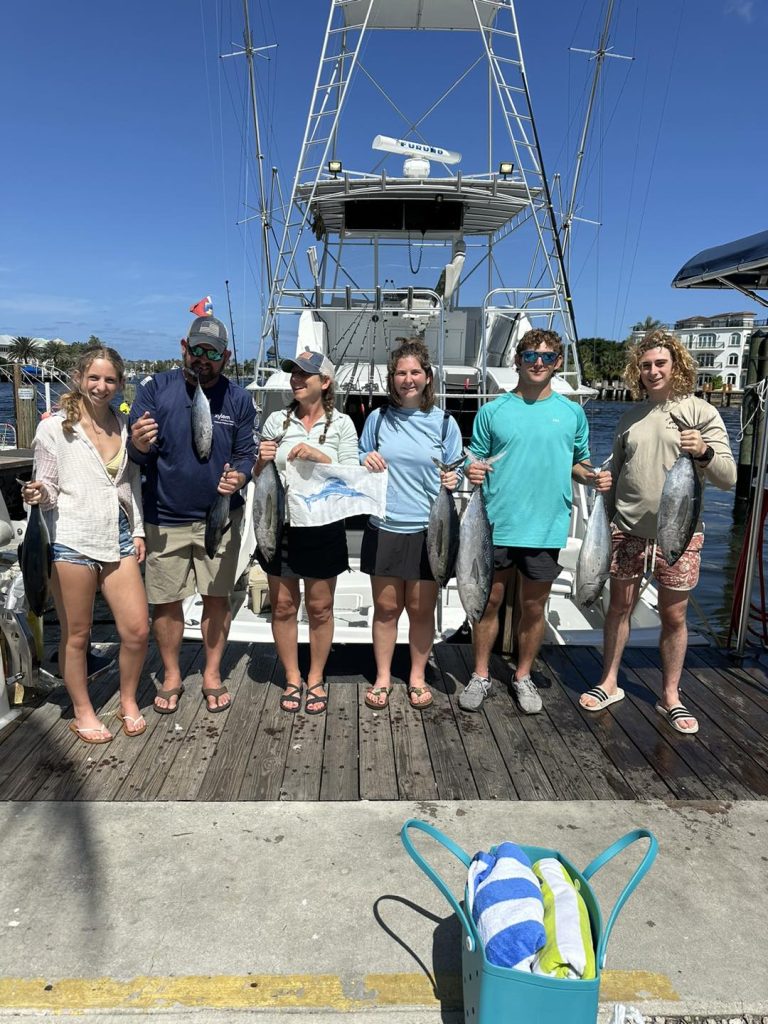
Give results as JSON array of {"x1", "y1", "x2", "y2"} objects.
[
  {"x1": 521, "y1": 349, "x2": 558, "y2": 366},
  {"x1": 187, "y1": 344, "x2": 224, "y2": 362}
]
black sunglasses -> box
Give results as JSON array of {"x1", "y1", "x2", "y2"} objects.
[
  {"x1": 187, "y1": 343, "x2": 224, "y2": 362},
  {"x1": 521, "y1": 349, "x2": 558, "y2": 366}
]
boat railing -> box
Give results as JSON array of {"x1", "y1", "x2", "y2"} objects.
[
  {"x1": 0, "y1": 423, "x2": 17, "y2": 450},
  {"x1": 269, "y1": 285, "x2": 445, "y2": 315}
]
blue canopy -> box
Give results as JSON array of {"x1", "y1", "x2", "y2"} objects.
[{"x1": 672, "y1": 229, "x2": 768, "y2": 293}]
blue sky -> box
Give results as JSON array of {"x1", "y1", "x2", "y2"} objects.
[{"x1": 2, "y1": 1, "x2": 765, "y2": 360}]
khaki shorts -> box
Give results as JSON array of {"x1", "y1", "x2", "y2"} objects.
[{"x1": 144, "y1": 508, "x2": 244, "y2": 604}]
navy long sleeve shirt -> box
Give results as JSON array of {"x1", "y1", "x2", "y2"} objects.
[{"x1": 128, "y1": 369, "x2": 256, "y2": 525}]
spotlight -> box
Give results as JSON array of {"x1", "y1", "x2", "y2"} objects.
[
  {"x1": 498, "y1": 161, "x2": 514, "y2": 179},
  {"x1": 328, "y1": 159, "x2": 343, "y2": 177}
]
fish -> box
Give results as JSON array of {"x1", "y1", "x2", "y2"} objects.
[
  {"x1": 252, "y1": 459, "x2": 285, "y2": 563},
  {"x1": 18, "y1": 503, "x2": 52, "y2": 617},
  {"x1": 575, "y1": 490, "x2": 612, "y2": 607},
  {"x1": 204, "y1": 492, "x2": 231, "y2": 559},
  {"x1": 456, "y1": 486, "x2": 494, "y2": 622},
  {"x1": 657, "y1": 415, "x2": 703, "y2": 566},
  {"x1": 301, "y1": 477, "x2": 367, "y2": 507},
  {"x1": 191, "y1": 375, "x2": 213, "y2": 460},
  {"x1": 426, "y1": 457, "x2": 463, "y2": 587}
]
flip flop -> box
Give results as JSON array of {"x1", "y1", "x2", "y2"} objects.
[
  {"x1": 153, "y1": 685, "x2": 185, "y2": 715},
  {"x1": 655, "y1": 702, "x2": 699, "y2": 735},
  {"x1": 407, "y1": 686, "x2": 434, "y2": 710},
  {"x1": 116, "y1": 710, "x2": 147, "y2": 737},
  {"x1": 579, "y1": 686, "x2": 625, "y2": 712},
  {"x1": 68, "y1": 721, "x2": 112, "y2": 745},
  {"x1": 280, "y1": 682, "x2": 304, "y2": 714},
  {"x1": 202, "y1": 685, "x2": 231, "y2": 714},
  {"x1": 365, "y1": 686, "x2": 391, "y2": 710}
]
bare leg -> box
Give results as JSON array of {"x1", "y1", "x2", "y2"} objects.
[
  {"x1": 657, "y1": 586, "x2": 696, "y2": 729},
  {"x1": 303, "y1": 576, "x2": 337, "y2": 709},
  {"x1": 580, "y1": 576, "x2": 641, "y2": 708},
  {"x1": 472, "y1": 568, "x2": 514, "y2": 678},
  {"x1": 514, "y1": 576, "x2": 553, "y2": 680},
  {"x1": 269, "y1": 575, "x2": 302, "y2": 688},
  {"x1": 152, "y1": 601, "x2": 185, "y2": 711},
  {"x1": 370, "y1": 576, "x2": 405, "y2": 699},
  {"x1": 404, "y1": 579, "x2": 439, "y2": 701},
  {"x1": 199, "y1": 595, "x2": 232, "y2": 709},
  {"x1": 100, "y1": 556, "x2": 150, "y2": 729},
  {"x1": 50, "y1": 563, "x2": 108, "y2": 735}
]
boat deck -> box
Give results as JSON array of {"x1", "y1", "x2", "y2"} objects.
[{"x1": 1, "y1": 640, "x2": 767, "y2": 802}]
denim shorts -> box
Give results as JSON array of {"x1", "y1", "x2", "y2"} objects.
[{"x1": 52, "y1": 509, "x2": 136, "y2": 570}]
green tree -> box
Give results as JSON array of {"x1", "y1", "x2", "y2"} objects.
[
  {"x1": 8, "y1": 336, "x2": 41, "y2": 362},
  {"x1": 631, "y1": 315, "x2": 664, "y2": 334},
  {"x1": 43, "y1": 340, "x2": 74, "y2": 368},
  {"x1": 577, "y1": 337, "x2": 628, "y2": 384}
]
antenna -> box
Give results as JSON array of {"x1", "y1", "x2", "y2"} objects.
[{"x1": 372, "y1": 135, "x2": 461, "y2": 164}]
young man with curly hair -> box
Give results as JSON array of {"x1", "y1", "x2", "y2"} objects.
[{"x1": 579, "y1": 329, "x2": 736, "y2": 734}]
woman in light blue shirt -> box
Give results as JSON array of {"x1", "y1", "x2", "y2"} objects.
[{"x1": 359, "y1": 338, "x2": 461, "y2": 710}]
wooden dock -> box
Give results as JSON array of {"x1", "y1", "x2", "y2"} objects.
[{"x1": 1, "y1": 639, "x2": 767, "y2": 802}]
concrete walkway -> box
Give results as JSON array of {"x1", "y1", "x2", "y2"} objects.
[{"x1": 0, "y1": 800, "x2": 765, "y2": 1021}]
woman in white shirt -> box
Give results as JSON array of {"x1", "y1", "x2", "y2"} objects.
[
  {"x1": 22, "y1": 347, "x2": 148, "y2": 744},
  {"x1": 254, "y1": 351, "x2": 358, "y2": 715}
]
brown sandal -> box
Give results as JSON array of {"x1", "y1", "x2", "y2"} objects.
[
  {"x1": 280, "y1": 682, "x2": 304, "y2": 714},
  {"x1": 305, "y1": 683, "x2": 328, "y2": 716},
  {"x1": 153, "y1": 685, "x2": 185, "y2": 715},
  {"x1": 202, "y1": 685, "x2": 231, "y2": 714},
  {"x1": 365, "y1": 686, "x2": 391, "y2": 710},
  {"x1": 408, "y1": 686, "x2": 434, "y2": 710}
]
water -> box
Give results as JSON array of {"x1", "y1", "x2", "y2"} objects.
[{"x1": 0, "y1": 382, "x2": 754, "y2": 639}]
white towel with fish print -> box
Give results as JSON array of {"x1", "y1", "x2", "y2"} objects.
[
  {"x1": 466, "y1": 843, "x2": 545, "y2": 971},
  {"x1": 286, "y1": 462, "x2": 388, "y2": 527}
]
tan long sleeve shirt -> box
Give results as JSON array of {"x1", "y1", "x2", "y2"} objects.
[{"x1": 608, "y1": 395, "x2": 736, "y2": 539}]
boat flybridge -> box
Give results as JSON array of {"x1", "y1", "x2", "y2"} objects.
[{"x1": 181, "y1": 0, "x2": 666, "y2": 648}]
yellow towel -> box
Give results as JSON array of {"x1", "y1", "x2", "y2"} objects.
[{"x1": 532, "y1": 858, "x2": 596, "y2": 980}]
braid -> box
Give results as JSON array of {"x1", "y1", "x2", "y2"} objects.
[
  {"x1": 318, "y1": 384, "x2": 335, "y2": 444},
  {"x1": 282, "y1": 399, "x2": 299, "y2": 433},
  {"x1": 60, "y1": 390, "x2": 85, "y2": 435}
]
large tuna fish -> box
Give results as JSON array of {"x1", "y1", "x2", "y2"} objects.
[
  {"x1": 426, "y1": 457, "x2": 463, "y2": 587},
  {"x1": 575, "y1": 490, "x2": 612, "y2": 607},
  {"x1": 19, "y1": 504, "x2": 52, "y2": 617},
  {"x1": 657, "y1": 454, "x2": 701, "y2": 567},
  {"x1": 456, "y1": 487, "x2": 494, "y2": 622},
  {"x1": 253, "y1": 460, "x2": 285, "y2": 563},
  {"x1": 204, "y1": 492, "x2": 231, "y2": 559},
  {"x1": 191, "y1": 375, "x2": 213, "y2": 460}
]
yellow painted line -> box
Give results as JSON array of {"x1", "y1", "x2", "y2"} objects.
[{"x1": 0, "y1": 970, "x2": 678, "y2": 1012}]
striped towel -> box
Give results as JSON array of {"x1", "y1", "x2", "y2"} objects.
[
  {"x1": 531, "y1": 858, "x2": 596, "y2": 980},
  {"x1": 467, "y1": 843, "x2": 545, "y2": 970}
]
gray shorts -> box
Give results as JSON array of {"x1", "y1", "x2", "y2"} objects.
[{"x1": 144, "y1": 508, "x2": 244, "y2": 604}]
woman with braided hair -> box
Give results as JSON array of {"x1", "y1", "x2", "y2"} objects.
[
  {"x1": 254, "y1": 351, "x2": 358, "y2": 714},
  {"x1": 21, "y1": 346, "x2": 148, "y2": 743}
]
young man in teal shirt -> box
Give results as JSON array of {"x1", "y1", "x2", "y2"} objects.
[{"x1": 458, "y1": 329, "x2": 612, "y2": 714}]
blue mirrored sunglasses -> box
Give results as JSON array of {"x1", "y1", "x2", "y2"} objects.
[
  {"x1": 188, "y1": 344, "x2": 224, "y2": 362},
  {"x1": 521, "y1": 349, "x2": 558, "y2": 366}
]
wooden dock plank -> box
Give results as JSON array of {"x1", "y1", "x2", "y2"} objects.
[
  {"x1": 320, "y1": 682, "x2": 360, "y2": 801},
  {"x1": 418, "y1": 655, "x2": 478, "y2": 801},
  {"x1": 238, "y1": 673, "x2": 296, "y2": 801},
  {"x1": 387, "y1": 683, "x2": 439, "y2": 801},
  {"x1": 358, "y1": 682, "x2": 398, "y2": 801},
  {"x1": 436, "y1": 644, "x2": 516, "y2": 801}
]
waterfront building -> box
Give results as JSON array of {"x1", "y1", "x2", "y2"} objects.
[{"x1": 673, "y1": 312, "x2": 755, "y2": 390}]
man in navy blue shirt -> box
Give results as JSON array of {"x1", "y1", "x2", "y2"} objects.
[{"x1": 129, "y1": 315, "x2": 255, "y2": 714}]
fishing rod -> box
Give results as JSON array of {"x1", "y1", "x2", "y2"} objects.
[{"x1": 224, "y1": 279, "x2": 241, "y2": 384}]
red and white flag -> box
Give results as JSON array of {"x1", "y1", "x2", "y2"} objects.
[{"x1": 189, "y1": 296, "x2": 213, "y2": 317}]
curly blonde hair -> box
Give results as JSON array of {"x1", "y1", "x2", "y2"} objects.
[
  {"x1": 624, "y1": 329, "x2": 696, "y2": 400},
  {"x1": 61, "y1": 346, "x2": 125, "y2": 434}
]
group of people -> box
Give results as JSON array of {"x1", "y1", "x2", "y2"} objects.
[{"x1": 22, "y1": 314, "x2": 735, "y2": 744}]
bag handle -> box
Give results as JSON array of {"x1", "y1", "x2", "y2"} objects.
[
  {"x1": 400, "y1": 818, "x2": 477, "y2": 952},
  {"x1": 582, "y1": 829, "x2": 658, "y2": 968}
]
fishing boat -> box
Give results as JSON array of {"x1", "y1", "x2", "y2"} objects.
[{"x1": 182, "y1": 0, "x2": 666, "y2": 648}]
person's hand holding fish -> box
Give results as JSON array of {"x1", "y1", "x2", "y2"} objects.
[
  {"x1": 287, "y1": 442, "x2": 330, "y2": 464},
  {"x1": 257, "y1": 438, "x2": 278, "y2": 464},
  {"x1": 439, "y1": 468, "x2": 459, "y2": 490},
  {"x1": 20, "y1": 480, "x2": 45, "y2": 505},
  {"x1": 677, "y1": 426, "x2": 707, "y2": 459},
  {"x1": 591, "y1": 468, "x2": 612, "y2": 493},
  {"x1": 362, "y1": 451, "x2": 387, "y2": 473},
  {"x1": 217, "y1": 462, "x2": 244, "y2": 495},
  {"x1": 131, "y1": 411, "x2": 158, "y2": 453},
  {"x1": 466, "y1": 458, "x2": 491, "y2": 486}
]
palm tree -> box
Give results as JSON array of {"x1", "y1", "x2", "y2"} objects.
[
  {"x1": 43, "y1": 340, "x2": 71, "y2": 368},
  {"x1": 631, "y1": 316, "x2": 664, "y2": 334},
  {"x1": 8, "y1": 336, "x2": 41, "y2": 362}
]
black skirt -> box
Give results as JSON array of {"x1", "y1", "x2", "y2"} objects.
[
  {"x1": 256, "y1": 521, "x2": 349, "y2": 580},
  {"x1": 360, "y1": 520, "x2": 435, "y2": 581}
]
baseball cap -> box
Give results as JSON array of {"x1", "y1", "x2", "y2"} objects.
[
  {"x1": 187, "y1": 315, "x2": 228, "y2": 353},
  {"x1": 280, "y1": 350, "x2": 335, "y2": 381}
]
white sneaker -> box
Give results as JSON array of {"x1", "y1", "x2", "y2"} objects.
[
  {"x1": 458, "y1": 673, "x2": 491, "y2": 712},
  {"x1": 511, "y1": 674, "x2": 542, "y2": 714}
]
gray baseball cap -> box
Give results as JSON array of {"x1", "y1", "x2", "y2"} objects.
[
  {"x1": 187, "y1": 315, "x2": 228, "y2": 353},
  {"x1": 280, "y1": 350, "x2": 335, "y2": 380}
]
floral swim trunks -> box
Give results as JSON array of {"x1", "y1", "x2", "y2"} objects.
[{"x1": 610, "y1": 529, "x2": 704, "y2": 591}]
